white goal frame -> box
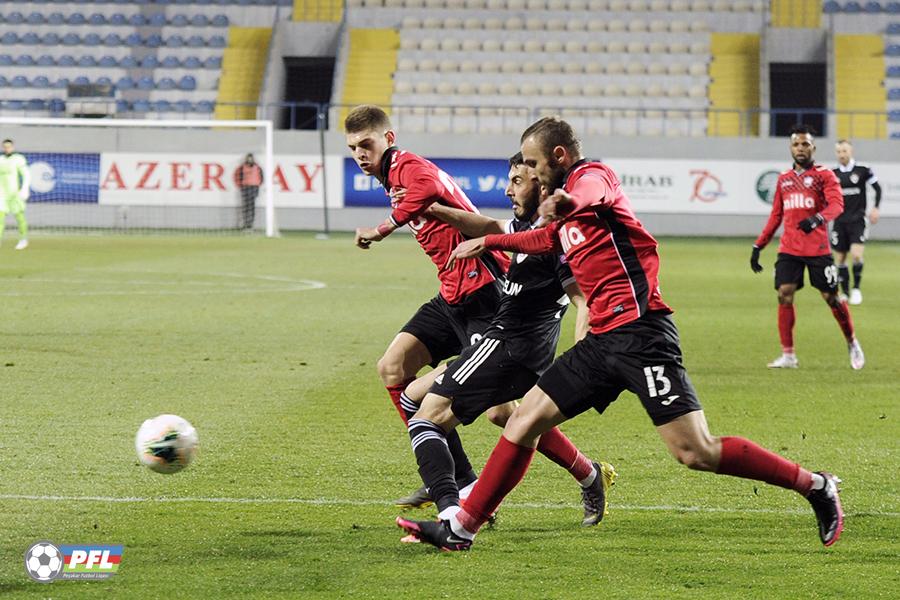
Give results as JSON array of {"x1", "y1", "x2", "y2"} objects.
[{"x1": 0, "y1": 117, "x2": 276, "y2": 237}]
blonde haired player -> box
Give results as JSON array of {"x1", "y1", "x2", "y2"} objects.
[{"x1": 0, "y1": 139, "x2": 30, "y2": 249}]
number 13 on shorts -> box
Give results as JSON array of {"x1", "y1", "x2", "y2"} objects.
[{"x1": 644, "y1": 365, "x2": 676, "y2": 405}]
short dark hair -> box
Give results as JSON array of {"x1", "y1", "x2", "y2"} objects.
[
  {"x1": 789, "y1": 123, "x2": 817, "y2": 137},
  {"x1": 1, "y1": 139, "x2": 12, "y2": 145},
  {"x1": 520, "y1": 116, "x2": 582, "y2": 157},
  {"x1": 344, "y1": 105, "x2": 392, "y2": 133},
  {"x1": 836, "y1": 138, "x2": 852, "y2": 145},
  {"x1": 508, "y1": 152, "x2": 524, "y2": 167}
]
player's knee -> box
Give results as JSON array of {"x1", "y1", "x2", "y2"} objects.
[
  {"x1": 671, "y1": 439, "x2": 717, "y2": 472},
  {"x1": 376, "y1": 354, "x2": 405, "y2": 386},
  {"x1": 486, "y1": 405, "x2": 512, "y2": 428}
]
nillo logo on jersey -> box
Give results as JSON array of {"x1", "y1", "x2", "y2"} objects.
[{"x1": 783, "y1": 193, "x2": 815, "y2": 210}]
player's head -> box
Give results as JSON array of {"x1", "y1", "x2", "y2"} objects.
[
  {"x1": 835, "y1": 139, "x2": 853, "y2": 166},
  {"x1": 519, "y1": 117, "x2": 583, "y2": 191},
  {"x1": 345, "y1": 105, "x2": 396, "y2": 178},
  {"x1": 244, "y1": 153, "x2": 255, "y2": 164},
  {"x1": 789, "y1": 124, "x2": 816, "y2": 168},
  {"x1": 506, "y1": 152, "x2": 542, "y2": 222},
  {"x1": 2, "y1": 139, "x2": 13, "y2": 155}
]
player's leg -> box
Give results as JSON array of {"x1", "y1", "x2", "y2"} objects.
[
  {"x1": 0, "y1": 210, "x2": 6, "y2": 244},
  {"x1": 378, "y1": 332, "x2": 433, "y2": 423},
  {"x1": 832, "y1": 223, "x2": 851, "y2": 299},
  {"x1": 406, "y1": 392, "x2": 463, "y2": 519},
  {"x1": 812, "y1": 257, "x2": 863, "y2": 369},
  {"x1": 849, "y1": 240, "x2": 865, "y2": 305},
  {"x1": 770, "y1": 281, "x2": 799, "y2": 368},
  {"x1": 13, "y1": 209, "x2": 27, "y2": 249}
]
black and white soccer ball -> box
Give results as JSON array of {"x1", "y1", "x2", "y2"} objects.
[
  {"x1": 25, "y1": 541, "x2": 63, "y2": 582},
  {"x1": 135, "y1": 414, "x2": 199, "y2": 474}
]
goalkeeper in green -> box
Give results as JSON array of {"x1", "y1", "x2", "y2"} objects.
[{"x1": 0, "y1": 139, "x2": 30, "y2": 249}]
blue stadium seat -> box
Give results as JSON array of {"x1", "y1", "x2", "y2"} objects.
[
  {"x1": 99, "y1": 55, "x2": 118, "y2": 67},
  {"x1": 120, "y1": 55, "x2": 139, "y2": 68},
  {"x1": 104, "y1": 33, "x2": 123, "y2": 46},
  {"x1": 137, "y1": 76, "x2": 155, "y2": 90},
  {"x1": 32, "y1": 76, "x2": 51, "y2": 88},
  {"x1": 888, "y1": 65, "x2": 900, "y2": 76},
  {"x1": 191, "y1": 14, "x2": 210, "y2": 26},
  {"x1": 26, "y1": 99, "x2": 47, "y2": 111},
  {"x1": 171, "y1": 14, "x2": 190, "y2": 26},
  {"x1": 0, "y1": 76, "x2": 7, "y2": 87},
  {"x1": 196, "y1": 100, "x2": 215, "y2": 112},
  {"x1": 4, "y1": 101, "x2": 25, "y2": 111},
  {"x1": 0, "y1": 55, "x2": 11, "y2": 66},
  {"x1": 21, "y1": 33, "x2": 42, "y2": 45},
  {"x1": 187, "y1": 35, "x2": 206, "y2": 47},
  {"x1": 73, "y1": 76, "x2": 91, "y2": 86},
  {"x1": 1, "y1": 33, "x2": 19, "y2": 45},
  {"x1": 49, "y1": 98, "x2": 66, "y2": 113},
  {"x1": 68, "y1": 13, "x2": 87, "y2": 25},
  {"x1": 209, "y1": 35, "x2": 226, "y2": 47},
  {"x1": 198, "y1": 0, "x2": 216, "y2": 4},
  {"x1": 16, "y1": 55, "x2": 36, "y2": 66},
  {"x1": 127, "y1": 14, "x2": 146, "y2": 26},
  {"x1": 146, "y1": 34, "x2": 164, "y2": 47},
  {"x1": 889, "y1": 88, "x2": 900, "y2": 99},
  {"x1": 89, "y1": 13, "x2": 107, "y2": 25},
  {"x1": 84, "y1": 33, "x2": 102, "y2": 46},
  {"x1": 166, "y1": 35, "x2": 186, "y2": 47},
  {"x1": 161, "y1": 55, "x2": 181, "y2": 68},
  {"x1": 125, "y1": 33, "x2": 143, "y2": 46},
  {"x1": 157, "y1": 77, "x2": 177, "y2": 90},
  {"x1": 78, "y1": 56, "x2": 97, "y2": 67},
  {"x1": 11, "y1": 76, "x2": 29, "y2": 88},
  {"x1": 891, "y1": 131, "x2": 900, "y2": 138},
  {"x1": 27, "y1": 12, "x2": 45, "y2": 24},
  {"x1": 865, "y1": 1, "x2": 883, "y2": 11},
  {"x1": 140, "y1": 55, "x2": 160, "y2": 68},
  {"x1": 6, "y1": 12, "x2": 25, "y2": 25},
  {"x1": 53, "y1": 77, "x2": 69, "y2": 89},
  {"x1": 96, "y1": 76, "x2": 113, "y2": 86},
  {"x1": 889, "y1": 109, "x2": 900, "y2": 121},
  {"x1": 183, "y1": 56, "x2": 203, "y2": 69},
  {"x1": 37, "y1": 55, "x2": 56, "y2": 66},
  {"x1": 888, "y1": 1, "x2": 900, "y2": 12},
  {"x1": 116, "y1": 76, "x2": 136, "y2": 89},
  {"x1": 116, "y1": 99, "x2": 131, "y2": 113},
  {"x1": 178, "y1": 75, "x2": 197, "y2": 90},
  {"x1": 888, "y1": 23, "x2": 900, "y2": 33},
  {"x1": 174, "y1": 99, "x2": 194, "y2": 112},
  {"x1": 887, "y1": 44, "x2": 900, "y2": 55},
  {"x1": 153, "y1": 100, "x2": 173, "y2": 112},
  {"x1": 211, "y1": 14, "x2": 229, "y2": 26},
  {"x1": 57, "y1": 54, "x2": 76, "y2": 66},
  {"x1": 204, "y1": 56, "x2": 222, "y2": 68},
  {"x1": 42, "y1": 32, "x2": 61, "y2": 45},
  {"x1": 132, "y1": 100, "x2": 151, "y2": 113},
  {"x1": 47, "y1": 12, "x2": 66, "y2": 25},
  {"x1": 149, "y1": 13, "x2": 167, "y2": 27},
  {"x1": 62, "y1": 33, "x2": 82, "y2": 45}
]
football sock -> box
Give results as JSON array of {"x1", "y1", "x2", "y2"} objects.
[
  {"x1": 536, "y1": 427, "x2": 595, "y2": 483},
  {"x1": 852, "y1": 261, "x2": 863, "y2": 290},
  {"x1": 408, "y1": 418, "x2": 459, "y2": 514},
  {"x1": 830, "y1": 301, "x2": 855, "y2": 343},
  {"x1": 386, "y1": 378, "x2": 415, "y2": 426},
  {"x1": 837, "y1": 264, "x2": 850, "y2": 296},
  {"x1": 777, "y1": 304, "x2": 795, "y2": 354},
  {"x1": 447, "y1": 429, "x2": 478, "y2": 488},
  {"x1": 0, "y1": 212, "x2": 5, "y2": 241},
  {"x1": 452, "y1": 436, "x2": 535, "y2": 537},
  {"x1": 810, "y1": 472, "x2": 825, "y2": 491},
  {"x1": 14, "y1": 211, "x2": 26, "y2": 237},
  {"x1": 716, "y1": 436, "x2": 814, "y2": 495}
]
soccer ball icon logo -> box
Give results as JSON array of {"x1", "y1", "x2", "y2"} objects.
[{"x1": 24, "y1": 541, "x2": 63, "y2": 582}]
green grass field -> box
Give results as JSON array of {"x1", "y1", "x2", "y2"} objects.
[{"x1": 0, "y1": 234, "x2": 897, "y2": 599}]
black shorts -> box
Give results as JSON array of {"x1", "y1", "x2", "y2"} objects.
[
  {"x1": 430, "y1": 337, "x2": 538, "y2": 425},
  {"x1": 774, "y1": 253, "x2": 838, "y2": 292},
  {"x1": 830, "y1": 219, "x2": 867, "y2": 252},
  {"x1": 536, "y1": 313, "x2": 702, "y2": 427},
  {"x1": 400, "y1": 282, "x2": 501, "y2": 367}
]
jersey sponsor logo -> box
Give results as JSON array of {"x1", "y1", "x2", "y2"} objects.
[
  {"x1": 780, "y1": 180, "x2": 795, "y2": 188},
  {"x1": 783, "y1": 192, "x2": 815, "y2": 210},
  {"x1": 502, "y1": 279, "x2": 524, "y2": 296},
  {"x1": 466, "y1": 268, "x2": 479, "y2": 279},
  {"x1": 841, "y1": 186, "x2": 861, "y2": 196},
  {"x1": 559, "y1": 224, "x2": 586, "y2": 253}
]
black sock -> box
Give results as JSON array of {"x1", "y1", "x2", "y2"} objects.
[
  {"x1": 837, "y1": 264, "x2": 850, "y2": 296},
  {"x1": 852, "y1": 262, "x2": 863, "y2": 290},
  {"x1": 447, "y1": 429, "x2": 477, "y2": 488},
  {"x1": 398, "y1": 392, "x2": 419, "y2": 422},
  {"x1": 408, "y1": 418, "x2": 459, "y2": 513}
]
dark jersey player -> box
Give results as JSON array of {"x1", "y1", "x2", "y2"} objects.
[
  {"x1": 346, "y1": 105, "x2": 510, "y2": 507},
  {"x1": 750, "y1": 125, "x2": 863, "y2": 370},
  {"x1": 397, "y1": 117, "x2": 844, "y2": 552},
  {"x1": 833, "y1": 139, "x2": 882, "y2": 305},
  {"x1": 399, "y1": 153, "x2": 615, "y2": 531}
]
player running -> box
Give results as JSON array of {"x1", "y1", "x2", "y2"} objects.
[
  {"x1": 398, "y1": 153, "x2": 616, "y2": 532},
  {"x1": 346, "y1": 105, "x2": 510, "y2": 507},
  {"x1": 0, "y1": 139, "x2": 30, "y2": 250},
  {"x1": 750, "y1": 125, "x2": 863, "y2": 370},
  {"x1": 832, "y1": 139, "x2": 881, "y2": 305},
  {"x1": 397, "y1": 117, "x2": 844, "y2": 551}
]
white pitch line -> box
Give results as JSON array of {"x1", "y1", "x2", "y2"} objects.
[{"x1": 0, "y1": 494, "x2": 896, "y2": 518}]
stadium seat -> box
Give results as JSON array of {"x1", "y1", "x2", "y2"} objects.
[
  {"x1": 141, "y1": 55, "x2": 160, "y2": 68},
  {"x1": 166, "y1": 35, "x2": 186, "y2": 48},
  {"x1": 209, "y1": 36, "x2": 226, "y2": 47},
  {"x1": 6, "y1": 12, "x2": 25, "y2": 25},
  {"x1": 889, "y1": 88, "x2": 900, "y2": 99},
  {"x1": 1, "y1": 33, "x2": 18, "y2": 45},
  {"x1": 78, "y1": 56, "x2": 97, "y2": 67},
  {"x1": 68, "y1": 13, "x2": 87, "y2": 25},
  {"x1": 153, "y1": 100, "x2": 173, "y2": 112},
  {"x1": 137, "y1": 76, "x2": 155, "y2": 90},
  {"x1": 889, "y1": 109, "x2": 900, "y2": 120},
  {"x1": 128, "y1": 14, "x2": 146, "y2": 26},
  {"x1": 149, "y1": 13, "x2": 167, "y2": 27},
  {"x1": 62, "y1": 33, "x2": 82, "y2": 45},
  {"x1": 864, "y1": 1, "x2": 883, "y2": 11},
  {"x1": 888, "y1": 65, "x2": 900, "y2": 76},
  {"x1": 212, "y1": 14, "x2": 229, "y2": 27},
  {"x1": 196, "y1": 100, "x2": 215, "y2": 112},
  {"x1": 16, "y1": 55, "x2": 36, "y2": 66},
  {"x1": 26, "y1": 99, "x2": 46, "y2": 111},
  {"x1": 32, "y1": 76, "x2": 50, "y2": 88},
  {"x1": 116, "y1": 76, "x2": 136, "y2": 89},
  {"x1": 49, "y1": 98, "x2": 66, "y2": 113},
  {"x1": 21, "y1": 33, "x2": 41, "y2": 45},
  {"x1": 36, "y1": 54, "x2": 55, "y2": 66},
  {"x1": 171, "y1": 14, "x2": 190, "y2": 26},
  {"x1": 119, "y1": 55, "x2": 138, "y2": 68},
  {"x1": 57, "y1": 54, "x2": 75, "y2": 66},
  {"x1": 10, "y1": 76, "x2": 29, "y2": 88},
  {"x1": 887, "y1": 44, "x2": 900, "y2": 55},
  {"x1": 203, "y1": 56, "x2": 222, "y2": 68},
  {"x1": 26, "y1": 12, "x2": 45, "y2": 24},
  {"x1": 888, "y1": 23, "x2": 900, "y2": 33},
  {"x1": 888, "y1": 1, "x2": 900, "y2": 12},
  {"x1": 53, "y1": 77, "x2": 69, "y2": 89},
  {"x1": 147, "y1": 34, "x2": 164, "y2": 47},
  {"x1": 132, "y1": 100, "x2": 151, "y2": 113},
  {"x1": 174, "y1": 100, "x2": 194, "y2": 113},
  {"x1": 4, "y1": 100, "x2": 25, "y2": 111},
  {"x1": 162, "y1": 55, "x2": 181, "y2": 68},
  {"x1": 104, "y1": 34, "x2": 123, "y2": 46},
  {"x1": 823, "y1": 0, "x2": 841, "y2": 12},
  {"x1": 109, "y1": 13, "x2": 127, "y2": 25},
  {"x1": 181, "y1": 56, "x2": 201, "y2": 69},
  {"x1": 115, "y1": 100, "x2": 131, "y2": 113},
  {"x1": 157, "y1": 77, "x2": 178, "y2": 90},
  {"x1": 99, "y1": 55, "x2": 118, "y2": 67},
  {"x1": 47, "y1": 12, "x2": 66, "y2": 25},
  {"x1": 188, "y1": 35, "x2": 206, "y2": 47},
  {"x1": 96, "y1": 76, "x2": 113, "y2": 86},
  {"x1": 191, "y1": 15, "x2": 210, "y2": 26},
  {"x1": 89, "y1": 13, "x2": 107, "y2": 25},
  {"x1": 844, "y1": 1, "x2": 863, "y2": 11}
]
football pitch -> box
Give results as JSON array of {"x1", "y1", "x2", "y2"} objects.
[{"x1": 0, "y1": 233, "x2": 897, "y2": 598}]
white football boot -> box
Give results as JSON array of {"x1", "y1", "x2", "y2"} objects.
[
  {"x1": 848, "y1": 339, "x2": 865, "y2": 370},
  {"x1": 849, "y1": 289, "x2": 862, "y2": 305},
  {"x1": 767, "y1": 354, "x2": 799, "y2": 369}
]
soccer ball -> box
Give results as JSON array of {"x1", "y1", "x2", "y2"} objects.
[
  {"x1": 135, "y1": 414, "x2": 199, "y2": 474},
  {"x1": 25, "y1": 542, "x2": 63, "y2": 582}
]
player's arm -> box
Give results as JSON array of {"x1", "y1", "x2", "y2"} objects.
[
  {"x1": 354, "y1": 169, "x2": 442, "y2": 249},
  {"x1": 869, "y1": 168, "x2": 882, "y2": 224},
  {"x1": 17, "y1": 155, "x2": 29, "y2": 200},
  {"x1": 425, "y1": 202, "x2": 505, "y2": 237},
  {"x1": 446, "y1": 227, "x2": 558, "y2": 269},
  {"x1": 751, "y1": 184, "x2": 784, "y2": 272},
  {"x1": 563, "y1": 279, "x2": 589, "y2": 342},
  {"x1": 810, "y1": 170, "x2": 844, "y2": 226}
]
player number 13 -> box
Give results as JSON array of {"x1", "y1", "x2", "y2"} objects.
[{"x1": 643, "y1": 365, "x2": 673, "y2": 403}]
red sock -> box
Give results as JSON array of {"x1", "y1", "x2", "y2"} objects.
[
  {"x1": 830, "y1": 300, "x2": 855, "y2": 343},
  {"x1": 386, "y1": 378, "x2": 415, "y2": 426},
  {"x1": 717, "y1": 436, "x2": 813, "y2": 495},
  {"x1": 536, "y1": 427, "x2": 594, "y2": 482},
  {"x1": 778, "y1": 304, "x2": 795, "y2": 353},
  {"x1": 456, "y1": 436, "x2": 535, "y2": 534}
]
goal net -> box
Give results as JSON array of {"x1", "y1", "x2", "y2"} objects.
[{"x1": 0, "y1": 117, "x2": 277, "y2": 237}]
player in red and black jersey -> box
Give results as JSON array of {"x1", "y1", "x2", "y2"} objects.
[
  {"x1": 751, "y1": 125, "x2": 863, "y2": 370},
  {"x1": 833, "y1": 139, "x2": 882, "y2": 305},
  {"x1": 346, "y1": 105, "x2": 510, "y2": 507},
  {"x1": 397, "y1": 117, "x2": 844, "y2": 552}
]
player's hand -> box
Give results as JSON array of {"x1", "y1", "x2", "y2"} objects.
[
  {"x1": 19, "y1": 190, "x2": 29, "y2": 201},
  {"x1": 445, "y1": 237, "x2": 487, "y2": 270},
  {"x1": 354, "y1": 227, "x2": 383, "y2": 250},
  {"x1": 389, "y1": 187, "x2": 406, "y2": 206},
  {"x1": 750, "y1": 245, "x2": 763, "y2": 273},
  {"x1": 797, "y1": 213, "x2": 824, "y2": 234},
  {"x1": 538, "y1": 189, "x2": 575, "y2": 223},
  {"x1": 869, "y1": 207, "x2": 880, "y2": 225}
]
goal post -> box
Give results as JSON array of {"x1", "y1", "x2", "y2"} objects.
[{"x1": 0, "y1": 117, "x2": 277, "y2": 237}]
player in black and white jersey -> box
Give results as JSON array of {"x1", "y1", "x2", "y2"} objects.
[
  {"x1": 833, "y1": 139, "x2": 882, "y2": 305},
  {"x1": 397, "y1": 153, "x2": 616, "y2": 531}
]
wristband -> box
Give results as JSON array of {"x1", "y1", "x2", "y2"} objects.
[{"x1": 376, "y1": 223, "x2": 394, "y2": 237}]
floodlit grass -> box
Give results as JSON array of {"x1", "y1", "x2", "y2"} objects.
[{"x1": 0, "y1": 234, "x2": 896, "y2": 598}]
